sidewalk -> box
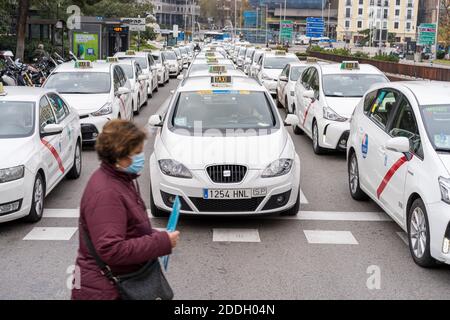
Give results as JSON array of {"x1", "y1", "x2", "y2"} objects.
[{"x1": 400, "y1": 59, "x2": 450, "y2": 70}]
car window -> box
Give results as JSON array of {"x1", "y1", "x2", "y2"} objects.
[
  {"x1": 368, "y1": 90, "x2": 400, "y2": 130},
  {"x1": 280, "y1": 65, "x2": 289, "y2": 77},
  {"x1": 118, "y1": 66, "x2": 127, "y2": 86},
  {"x1": 47, "y1": 93, "x2": 69, "y2": 123},
  {"x1": 389, "y1": 97, "x2": 423, "y2": 158},
  {"x1": 113, "y1": 67, "x2": 121, "y2": 92},
  {"x1": 39, "y1": 96, "x2": 56, "y2": 133},
  {"x1": 364, "y1": 90, "x2": 378, "y2": 115},
  {"x1": 308, "y1": 69, "x2": 320, "y2": 99},
  {"x1": 301, "y1": 67, "x2": 313, "y2": 88}
]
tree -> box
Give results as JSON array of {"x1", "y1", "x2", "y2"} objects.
[
  {"x1": 16, "y1": 0, "x2": 30, "y2": 60},
  {"x1": 439, "y1": 0, "x2": 450, "y2": 47}
]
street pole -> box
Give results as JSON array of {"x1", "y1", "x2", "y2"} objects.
[
  {"x1": 327, "y1": 2, "x2": 331, "y2": 38},
  {"x1": 284, "y1": 0, "x2": 287, "y2": 21},
  {"x1": 279, "y1": 3, "x2": 282, "y2": 44},
  {"x1": 138, "y1": 15, "x2": 141, "y2": 51},
  {"x1": 434, "y1": 0, "x2": 440, "y2": 60},
  {"x1": 265, "y1": 5, "x2": 268, "y2": 46},
  {"x1": 192, "y1": 0, "x2": 195, "y2": 41},
  {"x1": 378, "y1": 2, "x2": 383, "y2": 53},
  {"x1": 185, "y1": 0, "x2": 188, "y2": 43},
  {"x1": 322, "y1": 0, "x2": 324, "y2": 21},
  {"x1": 256, "y1": 7, "x2": 259, "y2": 44}
]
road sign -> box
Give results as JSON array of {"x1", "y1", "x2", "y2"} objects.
[
  {"x1": 121, "y1": 17, "x2": 146, "y2": 32},
  {"x1": 418, "y1": 23, "x2": 436, "y2": 46},
  {"x1": 173, "y1": 25, "x2": 179, "y2": 39},
  {"x1": 280, "y1": 20, "x2": 293, "y2": 42},
  {"x1": 306, "y1": 17, "x2": 324, "y2": 38}
]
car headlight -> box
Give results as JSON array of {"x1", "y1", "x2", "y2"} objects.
[
  {"x1": 91, "y1": 103, "x2": 112, "y2": 117},
  {"x1": 262, "y1": 159, "x2": 293, "y2": 178},
  {"x1": 261, "y1": 73, "x2": 272, "y2": 81},
  {"x1": 158, "y1": 159, "x2": 192, "y2": 179},
  {"x1": 323, "y1": 106, "x2": 347, "y2": 122},
  {"x1": 0, "y1": 165, "x2": 25, "y2": 183},
  {"x1": 439, "y1": 177, "x2": 450, "y2": 205}
]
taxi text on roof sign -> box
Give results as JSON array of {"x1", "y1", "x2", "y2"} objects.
[
  {"x1": 205, "y1": 52, "x2": 215, "y2": 57},
  {"x1": 106, "y1": 57, "x2": 119, "y2": 63},
  {"x1": 306, "y1": 57, "x2": 318, "y2": 63},
  {"x1": 207, "y1": 58, "x2": 219, "y2": 64},
  {"x1": 275, "y1": 50, "x2": 286, "y2": 56},
  {"x1": 75, "y1": 60, "x2": 93, "y2": 68},
  {"x1": 340, "y1": 61, "x2": 360, "y2": 70},
  {"x1": 209, "y1": 65, "x2": 226, "y2": 74},
  {"x1": 126, "y1": 50, "x2": 136, "y2": 55},
  {"x1": 211, "y1": 75, "x2": 232, "y2": 87}
]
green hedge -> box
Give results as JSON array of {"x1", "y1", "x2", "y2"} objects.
[{"x1": 306, "y1": 45, "x2": 399, "y2": 63}]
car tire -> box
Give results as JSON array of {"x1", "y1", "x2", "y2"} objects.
[
  {"x1": 280, "y1": 191, "x2": 300, "y2": 216},
  {"x1": 408, "y1": 198, "x2": 437, "y2": 268},
  {"x1": 67, "y1": 140, "x2": 82, "y2": 180},
  {"x1": 348, "y1": 151, "x2": 368, "y2": 201},
  {"x1": 292, "y1": 105, "x2": 304, "y2": 135},
  {"x1": 24, "y1": 173, "x2": 45, "y2": 223},
  {"x1": 150, "y1": 186, "x2": 170, "y2": 218},
  {"x1": 312, "y1": 121, "x2": 326, "y2": 155},
  {"x1": 285, "y1": 96, "x2": 290, "y2": 113},
  {"x1": 135, "y1": 98, "x2": 140, "y2": 115}
]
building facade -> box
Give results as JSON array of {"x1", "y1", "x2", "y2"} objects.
[
  {"x1": 337, "y1": 0, "x2": 419, "y2": 44},
  {"x1": 151, "y1": 0, "x2": 200, "y2": 29}
]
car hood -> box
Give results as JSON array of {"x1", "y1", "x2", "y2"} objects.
[
  {"x1": 438, "y1": 154, "x2": 450, "y2": 175},
  {"x1": 263, "y1": 69, "x2": 283, "y2": 80},
  {"x1": 158, "y1": 128, "x2": 289, "y2": 170},
  {"x1": 0, "y1": 137, "x2": 36, "y2": 168},
  {"x1": 325, "y1": 96, "x2": 362, "y2": 119},
  {"x1": 60, "y1": 94, "x2": 110, "y2": 115}
]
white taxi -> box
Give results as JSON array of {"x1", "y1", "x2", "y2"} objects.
[
  {"x1": 0, "y1": 85, "x2": 82, "y2": 224},
  {"x1": 276, "y1": 62, "x2": 309, "y2": 113},
  {"x1": 151, "y1": 51, "x2": 170, "y2": 86},
  {"x1": 248, "y1": 49, "x2": 265, "y2": 78},
  {"x1": 292, "y1": 61, "x2": 389, "y2": 154},
  {"x1": 114, "y1": 50, "x2": 159, "y2": 98},
  {"x1": 347, "y1": 81, "x2": 450, "y2": 267},
  {"x1": 44, "y1": 60, "x2": 133, "y2": 144},
  {"x1": 256, "y1": 50, "x2": 300, "y2": 96},
  {"x1": 147, "y1": 75, "x2": 301, "y2": 217},
  {"x1": 162, "y1": 50, "x2": 181, "y2": 77},
  {"x1": 116, "y1": 58, "x2": 149, "y2": 115}
]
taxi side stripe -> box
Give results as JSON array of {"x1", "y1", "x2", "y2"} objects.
[
  {"x1": 41, "y1": 138, "x2": 65, "y2": 174},
  {"x1": 303, "y1": 101, "x2": 313, "y2": 126},
  {"x1": 376, "y1": 155, "x2": 409, "y2": 199}
]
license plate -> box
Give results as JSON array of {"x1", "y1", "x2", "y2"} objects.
[{"x1": 204, "y1": 189, "x2": 252, "y2": 200}]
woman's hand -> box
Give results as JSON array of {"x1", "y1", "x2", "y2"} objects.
[{"x1": 167, "y1": 231, "x2": 180, "y2": 248}]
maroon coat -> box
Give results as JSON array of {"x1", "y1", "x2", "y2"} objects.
[{"x1": 71, "y1": 162, "x2": 172, "y2": 300}]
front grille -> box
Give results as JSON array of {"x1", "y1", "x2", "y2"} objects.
[
  {"x1": 206, "y1": 165, "x2": 247, "y2": 184},
  {"x1": 190, "y1": 197, "x2": 264, "y2": 212}
]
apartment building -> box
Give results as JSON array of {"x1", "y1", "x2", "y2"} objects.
[
  {"x1": 337, "y1": 0, "x2": 419, "y2": 44},
  {"x1": 151, "y1": 0, "x2": 200, "y2": 29}
]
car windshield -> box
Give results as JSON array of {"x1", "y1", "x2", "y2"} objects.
[
  {"x1": 189, "y1": 64, "x2": 234, "y2": 73},
  {"x1": 0, "y1": 101, "x2": 35, "y2": 138},
  {"x1": 119, "y1": 64, "x2": 134, "y2": 79},
  {"x1": 45, "y1": 72, "x2": 111, "y2": 94},
  {"x1": 239, "y1": 48, "x2": 247, "y2": 57},
  {"x1": 163, "y1": 51, "x2": 177, "y2": 60},
  {"x1": 421, "y1": 105, "x2": 450, "y2": 152},
  {"x1": 246, "y1": 49, "x2": 255, "y2": 58},
  {"x1": 290, "y1": 66, "x2": 306, "y2": 81},
  {"x1": 172, "y1": 91, "x2": 276, "y2": 130},
  {"x1": 152, "y1": 54, "x2": 160, "y2": 62},
  {"x1": 264, "y1": 56, "x2": 299, "y2": 69},
  {"x1": 323, "y1": 74, "x2": 388, "y2": 97},
  {"x1": 118, "y1": 57, "x2": 148, "y2": 69}
]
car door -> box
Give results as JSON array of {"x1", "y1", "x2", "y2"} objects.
[
  {"x1": 136, "y1": 63, "x2": 145, "y2": 105},
  {"x1": 46, "y1": 93, "x2": 72, "y2": 171},
  {"x1": 278, "y1": 65, "x2": 289, "y2": 103},
  {"x1": 39, "y1": 96, "x2": 63, "y2": 189},
  {"x1": 360, "y1": 88, "x2": 401, "y2": 199},
  {"x1": 112, "y1": 66, "x2": 124, "y2": 119},
  {"x1": 384, "y1": 95, "x2": 424, "y2": 223},
  {"x1": 294, "y1": 67, "x2": 312, "y2": 125},
  {"x1": 303, "y1": 68, "x2": 320, "y2": 136}
]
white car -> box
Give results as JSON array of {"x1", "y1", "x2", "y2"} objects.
[
  {"x1": 172, "y1": 48, "x2": 184, "y2": 73},
  {"x1": 117, "y1": 59, "x2": 148, "y2": 114},
  {"x1": 249, "y1": 49, "x2": 265, "y2": 78},
  {"x1": 347, "y1": 81, "x2": 450, "y2": 267},
  {"x1": 162, "y1": 50, "x2": 181, "y2": 77},
  {"x1": 276, "y1": 62, "x2": 309, "y2": 113},
  {"x1": 114, "y1": 51, "x2": 159, "y2": 98},
  {"x1": 292, "y1": 61, "x2": 389, "y2": 153},
  {"x1": 256, "y1": 51, "x2": 300, "y2": 96},
  {"x1": 236, "y1": 46, "x2": 248, "y2": 70},
  {"x1": 147, "y1": 75, "x2": 301, "y2": 217},
  {"x1": 151, "y1": 51, "x2": 170, "y2": 86},
  {"x1": 44, "y1": 60, "x2": 133, "y2": 144},
  {"x1": 0, "y1": 86, "x2": 82, "y2": 224},
  {"x1": 242, "y1": 47, "x2": 256, "y2": 75}
]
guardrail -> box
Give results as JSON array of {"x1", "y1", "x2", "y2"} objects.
[{"x1": 307, "y1": 51, "x2": 450, "y2": 82}]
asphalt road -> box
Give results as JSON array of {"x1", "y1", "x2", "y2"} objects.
[{"x1": 0, "y1": 77, "x2": 449, "y2": 300}]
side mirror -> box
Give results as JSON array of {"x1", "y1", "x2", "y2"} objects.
[
  {"x1": 148, "y1": 114, "x2": 163, "y2": 127},
  {"x1": 385, "y1": 137, "x2": 410, "y2": 154},
  {"x1": 115, "y1": 87, "x2": 131, "y2": 96},
  {"x1": 42, "y1": 124, "x2": 64, "y2": 136},
  {"x1": 284, "y1": 114, "x2": 299, "y2": 127},
  {"x1": 279, "y1": 75, "x2": 288, "y2": 82},
  {"x1": 303, "y1": 89, "x2": 315, "y2": 100},
  {"x1": 138, "y1": 74, "x2": 149, "y2": 81},
  {"x1": 177, "y1": 74, "x2": 184, "y2": 80}
]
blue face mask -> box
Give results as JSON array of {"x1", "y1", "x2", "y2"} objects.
[{"x1": 124, "y1": 152, "x2": 145, "y2": 175}]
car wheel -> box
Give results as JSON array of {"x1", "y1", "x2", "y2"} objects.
[
  {"x1": 312, "y1": 121, "x2": 326, "y2": 155},
  {"x1": 24, "y1": 173, "x2": 45, "y2": 223},
  {"x1": 408, "y1": 199, "x2": 437, "y2": 268},
  {"x1": 348, "y1": 151, "x2": 368, "y2": 200},
  {"x1": 280, "y1": 191, "x2": 300, "y2": 216},
  {"x1": 150, "y1": 186, "x2": 169, "y2": 218},
  {"x1": 67, "y1": 140, "x2": 82, "y2": 180},
  {"x1": 134, "y1": 98, "x2": 140, "y2": 115},
  {"x1": 292, "y1": 105, "x2": 304, "y2": 135},
  {"x1": 285, "y1": 96, "x2": 290, "y2": 113}
]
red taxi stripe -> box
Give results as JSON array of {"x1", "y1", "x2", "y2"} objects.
[
  {"x1": 41, "y1": 139, "x2": 65, "y2": 174},
  {"x1": 303, "y1": 101, "x2": 313, "y2": 126},
  {"x1": 376, "y1": 155, "x2": 409, "y2": 199}
]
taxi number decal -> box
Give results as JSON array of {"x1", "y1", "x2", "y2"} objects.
[
  {"x1": 41, "y1": 138, "x2": 65, "y2": 174},
  {"x1": 376, "y1": 155, "x2": 410, "y2": 199}
]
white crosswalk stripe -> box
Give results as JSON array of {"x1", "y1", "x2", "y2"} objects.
[
  {"x1": 213, "y1": 229, "x2": 261, "y2": 242},
  {"x1": 23, "y1": 227, "x2": 78, "y2": 241},
  {"x1": 303, "y1": 230, "x2": 359, "y2": 245}
]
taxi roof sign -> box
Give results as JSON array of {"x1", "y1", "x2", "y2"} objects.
[
  {"x1": 106, "y1": 57, "x2": 119, "y2": 63},
  {"x1": 211, "y1": 75, "x2": 232, "y2": 87},
  {"x1": 209, "y1": 65, "x2": 226, "y2": 74},
  {"x1": 341, "y1": 61, "x2": 360, "y2": 70},
  {"x1": 126, "y1": 50, "x2": 136, "y2": 55},
  {"x1": 275, "y1": 50, "x2": 286, "y2": 56},
  {"x1": 75, "y1": 60, "x2": 93, "y2": 68},
  {"x1": 142, "y1": 49, "x2": 152, "y2": 53},
  {"x1": 207, "y1": 58, "x2": 219, "y2": 64},
  {"x1": 205, "y1": 52, "x2": 215, "y2": 57},
  {"x1": 306, "y1": 57, "x2": 318, "y2": 63}
]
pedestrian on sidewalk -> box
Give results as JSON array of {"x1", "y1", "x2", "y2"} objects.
[{"x1": 71, "y1": 120, "x2": 180, "y2": 300}]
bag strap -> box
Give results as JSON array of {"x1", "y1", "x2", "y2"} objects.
[{"x1": 80, "y1": 224, "x2": 118, "y2": 283}]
